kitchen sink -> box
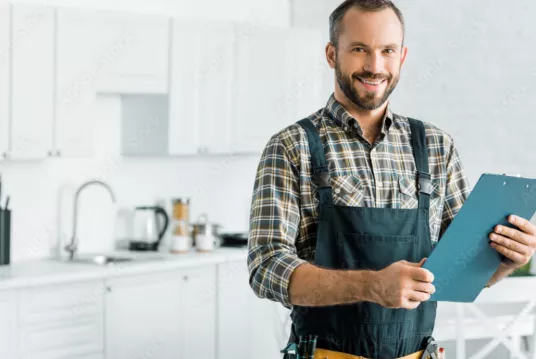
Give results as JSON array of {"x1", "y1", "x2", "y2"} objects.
[
  {"x1": 71, "y1": 255, "x2": 135, "y2": 265},
  {"x1": 57, "y1": 253, "x2": 166, "y2": 266}
]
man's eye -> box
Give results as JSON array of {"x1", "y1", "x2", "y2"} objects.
[
  {"x1": 352, "y1": 47, "x2": 365, "y2": 52},
  {"x1": 384, "y1": 49, "x2": 395, "y2": 54}
]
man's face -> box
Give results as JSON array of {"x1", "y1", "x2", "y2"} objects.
[{"x1": 330, "y1": 7, "x2": 407, "y2": 110}]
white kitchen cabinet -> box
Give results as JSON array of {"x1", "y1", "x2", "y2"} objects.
[
  {"x1": 0, "y1": 5, "x2": 9, "y2": 160},
  {"x1": 93, "y1": 11, "x2": 170, "y2": 94},
  {"x1": 286, "y1": 28, "x2": 326, "y2": 121},
  {"x1": 217, "y1": 260, "x2": 252, "y2": 359},
  {"x1": 56, "y1": 8, "x2": 169, "y2": 158},
  {"x1": 167, "y1": 19, "x2": 202, "y2": 155},
  {"x1": 231, "y1": 25, "x2": 325, "y2": 154},
  {"x1": 0, "y1": 290, "x2": 18, "y2": 359},
  {"x1": 231, "y1": 24, "x2": 293, "y2": 154},
  {"x1": 197, "y1": 21, "x2": 235, "y2": 154},
  {"x1": 9, "y1": 4, "x2": 55, "y2": 160},
  {"x1": 105, "y1": 266, "x2": 216, "y2": 359},
  {"x1": 18, "y1": 280, "x2": 105, "y2": 359},
  {"x1": 217, "y1": 259, "x2": 291, "y2": 359},
  {"x1": 105, "y1": 270, "x2": 182, "y2": 359},
  {"x1": 180, "y1": 265, "x2": 217, "y2": 359}
]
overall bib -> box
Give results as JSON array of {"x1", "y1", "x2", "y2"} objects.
[{"x1": 288, "y1": 117, "x2": 437, "y2": 358}]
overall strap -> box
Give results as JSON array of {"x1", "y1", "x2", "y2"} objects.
[
  {"x1": 408, "y1": 118, "x2": 432, "y2": 210},
  {"x1": 297, "y1": 118, "x2": 333, "y2": 206}
]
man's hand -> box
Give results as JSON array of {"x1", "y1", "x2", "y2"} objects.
[
  {"x1": 371, "y1": 259, "x2": 435, "y2": 310},
  {"x1": 489, "y1": 215, "x2": 536, "y2": 270}
]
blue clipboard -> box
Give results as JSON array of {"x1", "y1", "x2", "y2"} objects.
[{"x1": 423, "y1": 173, "x2": 536, "y2": 302}]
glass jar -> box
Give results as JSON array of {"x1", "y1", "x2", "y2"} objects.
[{"x1": 171, "y1": 198, "x2": 191, "y2": 253}]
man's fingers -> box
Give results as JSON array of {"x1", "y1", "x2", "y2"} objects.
[
  {"x1": 490, "y1": 233, "x2": 531, "y2": 256},
  {"x1": 493, "y1": 225, "x2": 531, "y2": 245},
  {"x1": 407, "y1": 290, "x2": 431, "y2": 303},
  {"x1": 412, "y1": 281, "x2": 436, "y2": 295},
  {"x1": 403, "y1": 300, "x2": 421, "y2": 310},
  {"x1": 508, "y1": 215, "x2": 536, "y2": 236},
  {"x1": 410, "y1": 267, "x2": 434, "y2": 283},
  {"x1": 491, "y1": 242, "x2": 527, "y2": 264}
]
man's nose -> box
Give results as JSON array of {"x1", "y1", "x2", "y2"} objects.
[{"x1": 363, "y1": 52, "x2": 385, "y2": 75}]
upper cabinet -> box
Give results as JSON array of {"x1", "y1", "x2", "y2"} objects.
[
  {"x1": 93, "y1": 11, "x2": 170, "y2": 94},
  {"x1": 0, "y1": 5, "x2": 10, "y2": 160},
  {"x1": 231, "y1": 24, "x2": 292, "y2": 154},
  {"x1": 121, "y1": 22, "x2": 325, "y2": 157},
  {"x1": 56, "y1": 8, "x2": 170, "y2": 157},
  {"x1": 9, "y1": 4, "x2": 55, "y2": 160}
]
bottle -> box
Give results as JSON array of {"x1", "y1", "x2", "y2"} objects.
[{"x1": 170, "y1": 198, "x2": 191, "y2": 253}]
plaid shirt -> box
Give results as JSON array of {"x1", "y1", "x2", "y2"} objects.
[{"x1": 247, "y1": 94, "x2": 471, "y2": 308}]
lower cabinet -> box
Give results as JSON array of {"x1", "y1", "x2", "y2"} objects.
[
  {"x1": 18, "y1": 281, "x2": 105, "y2": 359},
  {"x1": 217, "y1": 259, "x2": 292, "y2": 359},
  {"x1": 105, "y1": 266, "x2": 217, "y2": 359},
  {"x1": 0, "y1": 290, "x2": 18, "y2": 359}
]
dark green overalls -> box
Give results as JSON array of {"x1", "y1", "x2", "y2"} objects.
[{"x1": 287, "y1": 117, "x2": 437, "y2": 358}]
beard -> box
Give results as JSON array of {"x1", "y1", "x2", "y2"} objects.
[{"x1": 335, "y1": 60, "x2": 400, "y2": 111}]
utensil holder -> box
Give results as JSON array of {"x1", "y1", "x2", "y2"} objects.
[{"x1": 0, "y1": 209, "x2": 11, "y2": 266}]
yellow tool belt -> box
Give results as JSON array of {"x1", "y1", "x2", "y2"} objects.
[{"x1": 313, "y1": 348, "x2": 426, "y2": 359}]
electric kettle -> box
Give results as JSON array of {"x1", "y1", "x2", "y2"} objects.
[{"x1": 129, "y1": 206, "x2": 169, "y2": 251}]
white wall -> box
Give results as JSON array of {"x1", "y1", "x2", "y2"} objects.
[{"x1": 0, "y1": 0, "x2": 291, "y2": 262}]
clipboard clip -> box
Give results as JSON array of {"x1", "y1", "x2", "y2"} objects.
[{"x1": 417, "y1": 171, "x2": 433, "y2": 195}]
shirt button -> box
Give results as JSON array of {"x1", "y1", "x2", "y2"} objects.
[
  {"x1": 344, "y1": 126, "x2": 348, "y2": 131},
  {"x1": 335, "y1": 188, "x2": 341, "y2": 194},
  {"x1": 377, "y1": 182, "x2": 383, "y2": 188}
]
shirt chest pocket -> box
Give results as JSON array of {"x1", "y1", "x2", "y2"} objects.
[{"x1": 331, "y1": 175, "x2": 364, "y2": 207}]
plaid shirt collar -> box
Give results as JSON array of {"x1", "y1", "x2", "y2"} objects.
[{"x1": 323, "y1": 93, "x2": 396, "y2": 136}]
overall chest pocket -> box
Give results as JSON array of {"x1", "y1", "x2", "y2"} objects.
[{"x1": 331, "y1": 175, "x2": 364, "y2": 207}]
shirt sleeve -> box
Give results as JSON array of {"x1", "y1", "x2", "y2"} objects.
[
  {"x1": 439, "y1": 137, "x2": 471, "y2": 238},
  {"x1": 247, "y1": 134, "x2": 308, "y2": 309}
]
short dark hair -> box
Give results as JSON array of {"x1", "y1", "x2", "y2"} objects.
[{"x1": 329, "y1": 0, "x2": 405, "y2": 47}]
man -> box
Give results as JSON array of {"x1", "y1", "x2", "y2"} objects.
[{"x1": 247, "y1": 1, "x2": 536, "y2": 358}]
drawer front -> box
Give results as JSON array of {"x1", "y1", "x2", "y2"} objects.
[{"x1": 19, "y1": 281, "x2": 104, "y2": 358}]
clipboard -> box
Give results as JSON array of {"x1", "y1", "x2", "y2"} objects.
[{"x1": 423, "y1": 173, "x2": 536, "y2": 302}]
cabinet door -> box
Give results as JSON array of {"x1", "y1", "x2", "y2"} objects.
[
  {"x1": 19, "y1": 281, "x2": 105, "y2": 359},
  {"x1": 105, "y1": 271, "x2": 182, "y2": 359},
  {"x1": 55, "y1": 8, "x2": 99, "y2": 157},
  {"x1": 286, "y1": 28, "x2": 325, "y2": 121},
  {"x1": 181, "y1": 265, "x2": 217, "y2": 359},
  {"x1": 0, "y1": 5, "x2": 9, "y2": 160},
  {"x1": 0, "y1": 290, "x2": 18, "y2": 359},
  {"x1": 231, "y1": 25, "x2": 292, "y2": 154},
  {"x1": 94, "y1": 12, "x2": 170, "y2": 94},
  {"x1": 197, "y1": 21, "x2": 235, "y2": 154},
  {"x1": 217, "y1": 260, "x2": 252, "y2": 359},
  {"x1": 168, "y1": 20, "x2": 201, "y2": 155},
  {"x1": 10, "y1": 4, "x2": 54, "y2": 160}
]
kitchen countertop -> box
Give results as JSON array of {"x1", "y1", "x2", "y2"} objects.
[{"x1": 0, "y1": 247, "x2": 248, "y2": 291}]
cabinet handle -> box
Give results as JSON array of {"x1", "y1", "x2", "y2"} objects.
[
  {"x1": 2, "y1": 152, "x2": 7, "y2": 159},
  {"x1": 183, "y1": 275, "x2": 189, "y2": 282},
  {"x1": 48, "y1": 150, "x2": 53, "y2": 157},
  {"x1": 56, "y1": 150, "x2": 61, "y2": 157},
  {"x1": 106, "y1": 286, "x2": 112, "y2": 292}
]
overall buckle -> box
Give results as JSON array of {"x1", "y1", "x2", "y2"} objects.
[
  {"x1": 417, "y1": 171, "x2": 433, "y2": 195},
  {"x1": 312, "y1": 170, "x2": 330, "y2": 188}
]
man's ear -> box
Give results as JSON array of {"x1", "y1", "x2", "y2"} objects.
[
  {"x1": 326, "y1": 42, "x2": 337, "y2": 69},
  {"x1": 400, "y1": 46, "x2": 408, "y2": 68}
]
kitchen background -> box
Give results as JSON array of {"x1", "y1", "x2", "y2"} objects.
[{"x1": 0, "y1": 0, "x2": 535, "y2": 358}]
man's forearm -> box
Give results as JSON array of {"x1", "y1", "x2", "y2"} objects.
[
  {"x1": 487, "y1": 263, "x2": 516, "y2": 288},
  {"x1": 288, "y1": 263, "x2": 377, "y2": 306}
]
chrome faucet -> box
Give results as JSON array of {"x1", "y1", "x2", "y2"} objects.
[{"x1": 65, "y1": 180, "x2": 117, "y2": 260}]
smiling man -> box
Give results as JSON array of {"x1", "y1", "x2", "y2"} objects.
[{"x1": 247, "y1": 1, "x2": 536, "y2": 358}]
